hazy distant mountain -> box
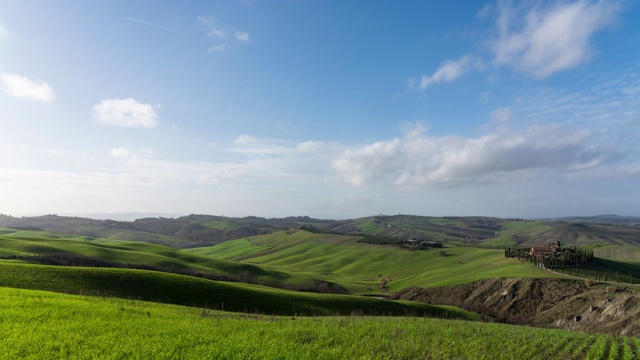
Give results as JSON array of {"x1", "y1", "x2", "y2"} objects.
[
  {"x1": 542, "y1": 215, "x2": 640, "y2": 225},
  {"x1": 64, "y1": 213, "x2": 187, "y2": 221}
]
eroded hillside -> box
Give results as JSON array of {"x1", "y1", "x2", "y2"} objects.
[{"x1": 392, "y1": 278, "x2": 640, "y2": 336}]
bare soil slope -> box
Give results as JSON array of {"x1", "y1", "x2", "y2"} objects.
[{"x1": 392, "y1": 278, "x2": 640, "y2": 336}]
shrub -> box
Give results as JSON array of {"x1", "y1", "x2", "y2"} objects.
[{"x1": 585, "y1": 278, "x2": 598, "y2": 287}]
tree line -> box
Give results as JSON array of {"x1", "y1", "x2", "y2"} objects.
[
  {"x1": 357, "y1": 235, "x2": 444, "y2": 250},
  {"x1": 504, "y1": 245, "x2": 594, "y2": 267}
]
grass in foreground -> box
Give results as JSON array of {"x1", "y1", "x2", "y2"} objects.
[
  {"x1": 0, "y1": 262, "x2": 473, "y2": 318},
  {"x1": 1, "y1": 287, "x2": 637, "y2": 360}
]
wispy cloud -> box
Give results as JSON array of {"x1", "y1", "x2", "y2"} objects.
[
  {"x1": 0, "y1": 73, "x2": 55, "y2": 102},
  {"x1": 296, "y1": 141, "x2": 327, "y2": 152},
  {"x1": 234, "y1": 30, "x2": 250, "y2": 42},
  {"x1": 208, "y1": 44, "x2": 228, "y2": 53},
  {"x1": 411, "y1": 56, "x2": 474, "y2": 90},
  {"x1": 489, "y1": 0, "x2": 621, "y2": 78},
  {"x1": 410, "y1": 1, "x2": 622, "y2": 89},
  {"x1": 92, "y1": 98, "x2": 159, "y2": 128},
  {"x1": 0, "y1": 22, "x2": 6, "y2": 38},
  {"x1": 197, "y1": 15, "x2": 250, "y2": 52},
  {"x1": 126, "y1": 17, "x2": 174, "y2": 32},
  {"x1": 233, "y1": 134, "x2": 257, "y2": 145}
]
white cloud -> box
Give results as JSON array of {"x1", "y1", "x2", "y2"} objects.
[
  {"x1": 490, "y1": 0, "x2": 620, "y2": 78},
  {"x1": 198, "y1": 15, "x2": 250, "y2": 52},
  {"x1": 0, "y1": 73, "x2": 55, "y2": 102},
  {"x1": 332, "y1": 123, "x2": 614, "y2": 188},
  {"x1": 139, "y1": 148, "x2": 154, "y2": 158},
  {"x1": 296, "y1": 141, "x2": 326, "y2": 152},
  {"x1": 198, "y1": 16, "x2": 226, "y2": 38},
  {"x1": 110, "y1": 148, "x2": 130, "y2": 158},
  {"x1": 233, "y1": 134, "x2": 257, "y2": 145},
  {"x1": 208, "y1": 44, "x2": 228, "y2": 53},
  {"x1": 415, "y1": 56, "x2": 472, "y2": 90},
  {"x1": 92, "y1": 98, "x2": 158, "y2": 128},
  {"x1": 109, "y1": 147, "x2": 153, "y2": 159},
  {"x1": 409, "y1": 1, "x2": 621, "y2": 90},
  {"x1": 0, "y1": 23, "x2": 6, "y2": 38},
  {"x1": 234, "y1": 31, "x2": 250, "y2": 42},
  {"x1": 490, "y1": 107, "x2": 512, "y2": 123}
]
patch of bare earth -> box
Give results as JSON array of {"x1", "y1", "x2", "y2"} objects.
[{"x1": 391, "y1": 278, "x2": 640, "y2": 336}]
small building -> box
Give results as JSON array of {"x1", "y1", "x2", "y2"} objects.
[{"x1": 529, "y1": 246, "x2": 555, "y2": 257}]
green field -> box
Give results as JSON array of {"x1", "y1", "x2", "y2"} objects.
[
  {"x1": 188, "y1": 230, "x2": 562, "y2": 293},
  {"x1": 593, "y1": 245, "x2": 640, "y2": 263},
  {"x1": 1, "y1": 287, "x2": 636, "y2": 359},
  {"x1": 2, "y1": 220, "x2": 640, "y2": 358},
  {"x1": 0, "y1": 228, "x2": 566, "y2": 296},
  {"x1": 0, "y1": 228, "x2": 308, "y2": 286},
  {"x1": 0, "y1": 261, "x2": 473, "y2": 318}
]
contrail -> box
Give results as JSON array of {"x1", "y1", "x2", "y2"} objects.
[{"x1": 126, "y1": 17, "x2": 174, "y2": 32}]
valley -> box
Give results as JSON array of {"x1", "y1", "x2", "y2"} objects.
[{"x1": 1, "y1": 213, "x2": 640, "y2": 358}]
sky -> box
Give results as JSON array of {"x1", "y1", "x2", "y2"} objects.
[{"x1": 1, "y1": 0, "x2": 639, "y2": 220}]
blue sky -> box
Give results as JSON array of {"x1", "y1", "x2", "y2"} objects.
[{"x1": 1, "y1": 0, "x2": 639, "y2": 219}]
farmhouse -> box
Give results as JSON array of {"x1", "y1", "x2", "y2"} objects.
[{"x1": 529, "y1": 246, "x2": 556, "y2": 257}]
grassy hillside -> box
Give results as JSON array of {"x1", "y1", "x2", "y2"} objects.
[
  {"x1": 4, "y1": 227, "x2": 637, "y2": 296},
  {"x1": 1, "y1": 287, "x2": 636, "y2": 359},
  {"x1": 0, "y1": 228, "x2": 267, "y2": 275},
  {"x1": 592, "y1": 245, "x2": 640, "y2": 263},
  {"x1": 331, "y1": 215, "x2": 502, "y2": 241},
  {"x1": 0, "y1": 262, "x2": 468, "y2": 318},
  {"x1": 188, "y1": 230, "x2": 562, "y2": 293}
]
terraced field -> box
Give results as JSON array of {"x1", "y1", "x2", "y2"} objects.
[{"x1": 1, "y1": 287, "x2": 636, "y2": 359}]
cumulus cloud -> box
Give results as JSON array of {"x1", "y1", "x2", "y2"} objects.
[
  {"x1": 92, "y1": 98, "x2": 158, "y2": 128},
  {"x1": 332, "y1": 123, "x2": 612, "y2": 187},
  {"x1": 0, "y1": 73, "x2": 55, "y2": 102},
  {"x1": 490, "y1": 0, "x2": 620, "y2": 78},
  {"x1": 414, "y1": 56, "x2": 473, "y2": 90}
]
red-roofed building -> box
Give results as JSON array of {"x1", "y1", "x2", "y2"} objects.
[{"x1": 529, "y1": 246, "x2": 555, "y2": 257}]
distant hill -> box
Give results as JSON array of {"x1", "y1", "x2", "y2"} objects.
[
  {"x1": 2, "y1": 213, "x2": 640, "y2": 248},
  {"x1": 0, "y1": 214, "x2": 339, "y2": 248},
  {"x1": 541, "y1": 214, "x2": 640, "y2": 226}
]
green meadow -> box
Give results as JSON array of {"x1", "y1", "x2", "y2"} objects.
[
  {"x1": 0, "y1": 228, "x2": 306, "y2": 286},
  {"x1": 2, "y1": 224, "x2": 640, "y2": 358},
  {"x1": 1, "y1": 287, "x2": 636, "y2": 360},
  {"x1": 188, "y1": 230, "x2": 562, "y2": 293},
  {"x1": 0, "y1": 261, "x2": 475, "y2": 318}
]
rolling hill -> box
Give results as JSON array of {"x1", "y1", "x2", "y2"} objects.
[
  {"x1": 187, "y1": 229, "x2": 562, "y2": 293},
  {"x1": 3, "y1": 213, "x2": 640, "y2": 249}
]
